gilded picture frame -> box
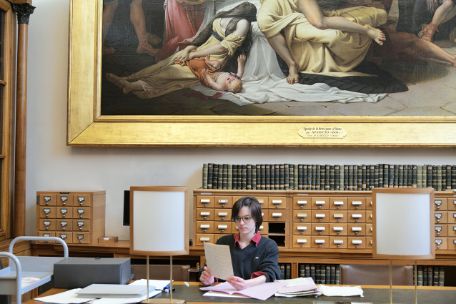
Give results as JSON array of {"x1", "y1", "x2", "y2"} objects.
[{"x1": 68, "y1": 0, "x2": 456, "y2": 147}]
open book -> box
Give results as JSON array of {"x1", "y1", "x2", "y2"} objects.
[{"x1": 201, "y1": 277, "x2": 318, "y2": 300}]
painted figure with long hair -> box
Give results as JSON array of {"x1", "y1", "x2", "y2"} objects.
[
  {"x1": 257, "y1": 0, "x2": 388, "y2": 84},
  {"x1": 107, "y1": 2, "x2": 257, "y2": 99}
]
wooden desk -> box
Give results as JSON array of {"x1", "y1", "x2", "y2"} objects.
[{"x1": 25, "y1": 283, "x2": 456, "y2": 304}]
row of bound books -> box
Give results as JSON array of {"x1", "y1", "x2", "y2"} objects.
[
  {"x1": 202, "y1": 163, "x2": 456, "y2": 191},
  {"x1": 298, "y1": 264, "x2": 341, "y2": 285},
  {"x1": 416, "y1": 266, "x2": 445, "y2": 286},
  {"x1": 279, "y1": 263, "x2": 292, "y2": 280}
]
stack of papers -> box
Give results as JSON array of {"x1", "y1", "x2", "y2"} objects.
[
  {"x1": 34, "y1": 280, "x2": 170, "y2": 304},
  {"x1": 201, "y1": 277, "x2": 320, "y2": 300},
  {"x1": 201, "y1": 281, "x2": 285, "y2": 300},
  {"x1": 275, "y1": 277, "x2": 320, "y2": 297}
]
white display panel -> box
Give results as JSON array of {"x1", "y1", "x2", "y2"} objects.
[
  {"x1": 131, "y1": 187, "x2": 188, "y2": 255},
  {"x1": 374, "y1": 190, "x2": 434, "y2": 258}
]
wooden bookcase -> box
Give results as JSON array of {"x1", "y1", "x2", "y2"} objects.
[{"x1": 192, "y1": 189, "x2": 456, "y2": 283}]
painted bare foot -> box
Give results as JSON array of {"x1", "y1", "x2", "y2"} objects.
[
  {"x1": 367, "y1": 28, "x2": 386, "y2": 45},
  {"x1": 137, "y1": 41, "x2": 159, "y2": 57},
  {"x1": 287, "y1": 63, "x2": 299, "y2": 84},
  {"x1": 106, "y1": 73, "x2": 132, "y2": 94}
]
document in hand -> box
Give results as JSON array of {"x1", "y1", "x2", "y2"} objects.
[
  {"x1": 275, "y1": 277, "x2": 321, "y2": 297},
  {"x1": 201, "y1": 281, "x2": 286, "y2": 301},
  {"x1": 203, "y1": 243, "x2": 234, "y2": 280}
]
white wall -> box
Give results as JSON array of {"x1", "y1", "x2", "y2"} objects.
[{"x1": 26, "y1": 0, "x2": 456, "y2": 239}]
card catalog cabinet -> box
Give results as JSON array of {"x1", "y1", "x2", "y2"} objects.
[
  {"x1": 36, "y1": 191, "x2": 105, "y2": 244},
  {"x1": 193, "y1": 189, "x2": 456, "y2": 254}
]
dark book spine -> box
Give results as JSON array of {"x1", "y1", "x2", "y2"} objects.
[
  {"x1": 326, "y1": 165, "x2": 332, "y2": 190},
  {"x1": 241, "y1": 165, "x2": 247, "y2": 190},
  {"x1": 285, "y1": 164, "x2": 290, "y2": 190},
  {"x1": 405, "y1": 164, "x2": 410, "y2": 187},
  {"x1": 222, "y1": 164, "x2": 228, "y2": 189},
  {"x1": 426, "y1": 165, "x2": 433, "y2": 188},
  {"x1": 335, "y1": 265, "x2": 341, "y2": 284},
  {"x1": 356, "y1": 165, "x2": 362, "y2": 191},
  {"x1": 228, "y1": 164, "x2": 233, "y2": 189},
  {"x1": 452, "y1": 165, "x2": 456, "y2": 189},
  {"x1": 398, "y1": 165, "x2": 404, "y2": 188},
  {"x1": 437, "y1": 165, "x2": 442, "y2": 191},
  {"x1": 350, "y1": 165, "x2": 355, "y2": 190},
  {"x1": 382, "y1": 164, "x2": 389, "y2": 187},
  {"x1": 446, "y1": 165, "x2": 452, "y2": 189},
  {"x1": 245, "y1": 164, "x2": 251, "y2": 190},
  {"x1": 388, "y1": 165, "x2": 394, "y2": 188},
  {"x1": 412, "y1": 165, "x2": 418, "y2": 188},
  {"x1": 280, "y1": 164, "x2": 285, "y2": 190},
  {"x1": 334, "y1": 165, "x2": 340, "y2": 190},
  {"x1": 344, "y1": 165, "x2": 349, "y2": 190},
  {"x1": 432, "y1": 165, "x2": 438, "y2": 190},
  {"x1": 299, "y1": 264, "x2": 305, "y2": 278},
  {"x1": 279, "y1": 263, "x2": 285, "y2": 280},
  {"x1": 310, "y1": 264, "x2": 316, "y2": 282},
  {"x1": 213, "y1": 164, "x2": 219, "y2": 189},
  {"x1": 265, "y1": 164, "x2": 271, "y2": 190},
  {"x1": 393, "y1": 165, "x2": 399, "y2": 188},
  {"x1": 320, "y1": 165, "x2": 326, "y2": 191},
  {"x1": 315, "y1": 165, "x2": 321, "y2": 191},
  {"x1": 361, "y1": 165, "x2": 367, "y2": 190},
  {"x1": 325, "y1": 265, "x2": 331, "y2": 284},
  {"x1": 260, "y1": 164, "x2": 266, "y2": 190},
  {"x1": 202, "y1": 164, "x2": 208, "y2": 189},
  {"x1": 207, "y1": 163, "x2": 213, "y2": 189},
  {"x1": 439, "y1": 267, "x2": 445, "y2": 286},
  {"x1": 417, "y1": 266, "x2": 423, "y2": 286},
  {"x1": 252, "y1": 164, "x2": 257, "y2": 190},
  {"x1": 433, "y1": 266, "x2": 440, "y2": 286}
]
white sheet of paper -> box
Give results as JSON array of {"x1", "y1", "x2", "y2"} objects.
[
  {"x1": 203, "y1": 291, "x2": 248, "y2": 298},
  {"x1": 34, "y1": 288, "x2": 94, "y2": 304},
  {"x1": 130, "y1": 279, "x2": 171, "y2": 291},
  {"x1": 204, "y1": 242, "x2": 234, "y2": 280},
  {"x1": 318, "y1": 285, "x2": 364, "y2": 297}
]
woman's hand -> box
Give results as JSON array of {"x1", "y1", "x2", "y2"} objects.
[
  {"x1": 199, "y1": 266, "x2": 215, "y2": 286},
  {"x1": 227, "y1": 276, "x2": 252, "y2": 290},
  {"x1": 174, "y1": 49, "x2": 191, "y2": 65},
  {"x1": 237, "y1": 54, "x2": 247, "y2": 66}
]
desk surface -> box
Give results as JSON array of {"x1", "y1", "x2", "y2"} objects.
[{"x1": 26, "y1": 284, "x2": 456, "y2": 304}]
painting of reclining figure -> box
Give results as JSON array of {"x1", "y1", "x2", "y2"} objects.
[{"x1": 101, "y1": 0, "x2": 456, "y2": 116}]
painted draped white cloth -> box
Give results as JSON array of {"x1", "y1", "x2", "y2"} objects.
[{"x1": 191, "y1": 0, "x2": 386, "y2": 105}]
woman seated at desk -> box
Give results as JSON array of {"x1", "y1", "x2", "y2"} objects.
[{"x1": 200, "y1": 197, "x2": 282, "y2": 290}]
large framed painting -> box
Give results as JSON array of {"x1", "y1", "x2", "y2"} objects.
[{"x1": 68, "y1": 0, "x2": 456, "y2": 146}]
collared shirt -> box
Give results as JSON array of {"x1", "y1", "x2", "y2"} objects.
[{"x1": 233, "y1": 231, "x2": 262, "y2": 247}]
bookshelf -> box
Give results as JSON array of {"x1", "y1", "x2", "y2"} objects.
[{"x1": 192, "y1": 188, "x2": 456, "y2": 285}]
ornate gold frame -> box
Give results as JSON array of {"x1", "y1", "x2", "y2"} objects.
[{"x1": 68, "y1": 0, "x2": 456, "y2": 147}]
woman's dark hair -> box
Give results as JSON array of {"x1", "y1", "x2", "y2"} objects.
[
  {"x1": 232, "y1": 196, "x2": 263, "y2": 232},
  {"x1": 191, "y1": 2, "x2": 257, "y2": 73}
]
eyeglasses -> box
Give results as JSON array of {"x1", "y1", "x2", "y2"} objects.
[{"x1": 234, "y1": 215, "x2": 253, "y2": 223}]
